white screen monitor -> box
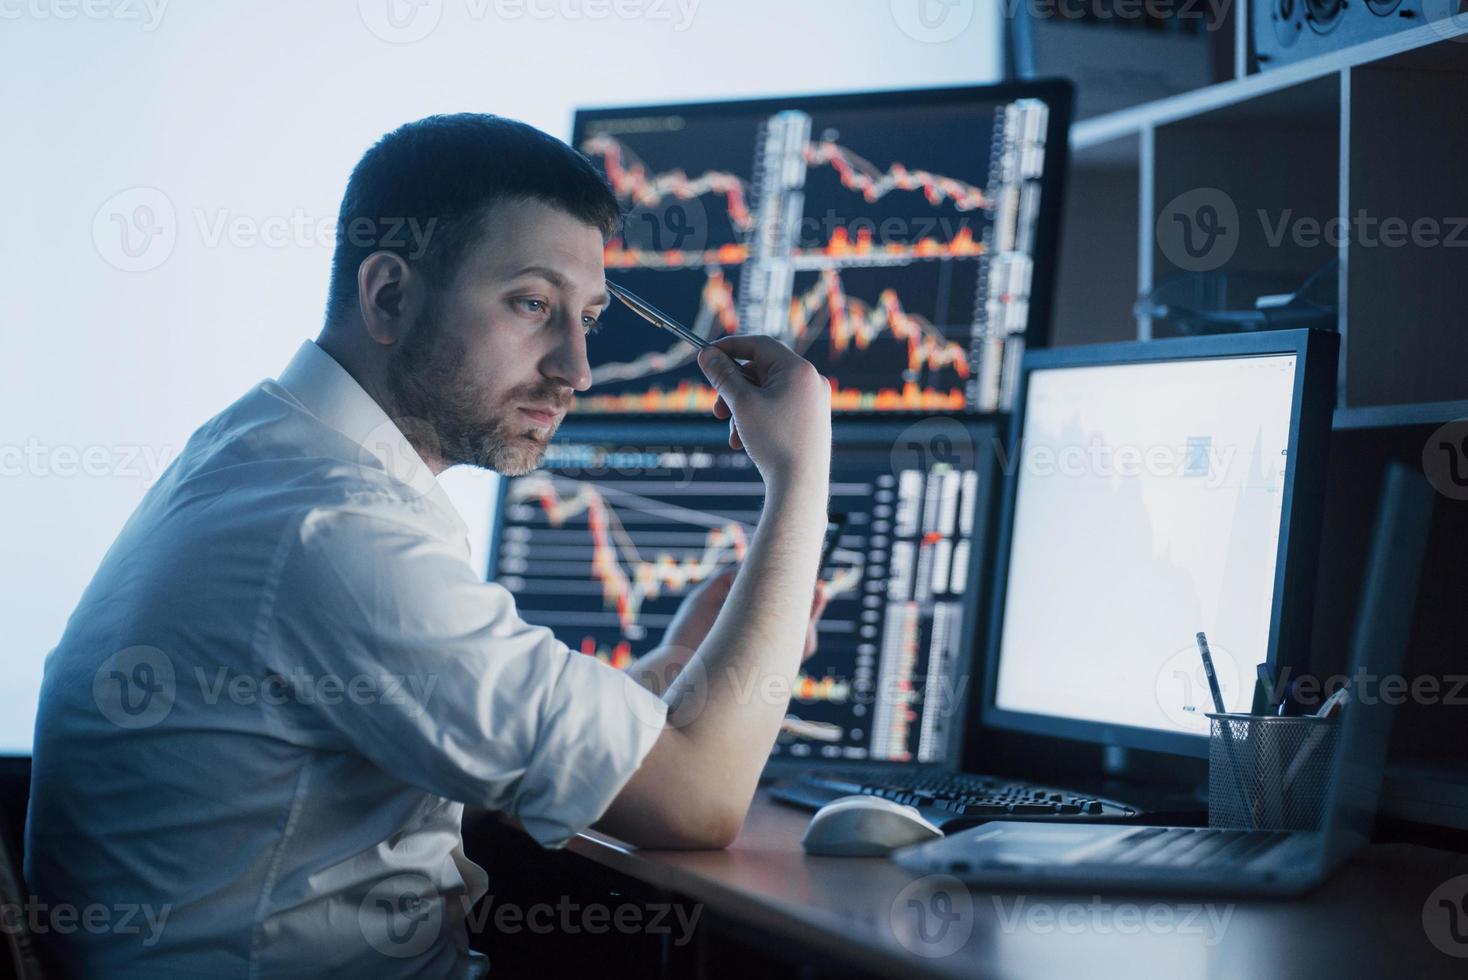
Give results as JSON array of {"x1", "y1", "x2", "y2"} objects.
[{"x1": 982, "y1": 330, "x2": 1336, "y2": 757}]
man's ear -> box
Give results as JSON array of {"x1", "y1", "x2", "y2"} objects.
[{"x1": 357, "y1": 251, "x2": 420, "y2": 347}]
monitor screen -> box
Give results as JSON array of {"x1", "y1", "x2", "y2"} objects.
[
  {"x1": 570, "y1": 82, "x2": 1070, "y2": 416},
  {"x1": 490, "y1": 420, "x2": 997, "y2": 766},
  {"x1": 987, "y1": 339, "x2": 1331, "y2": 752}
]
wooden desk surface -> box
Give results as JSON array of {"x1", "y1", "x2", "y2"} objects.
[{"x1": 567, "y1": 790, "x2": 1468, "y2": 979}]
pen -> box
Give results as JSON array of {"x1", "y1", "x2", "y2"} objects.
[
  {"x1": 1251, "y1": 663, "x2": 1270, "y2": 716},
  {"x1": 1195, "y1": 632, "x2": 1227, "y2": 715},
  {"x1": 605, "y1": 279, "x2": 712, "y2": 351},
  {"x1": 1198, "y1": 631, "x2": 1255, "y2": 829},
  {"x1": 1314, "y1": 685, "x2": 1350, "y2": 719}
]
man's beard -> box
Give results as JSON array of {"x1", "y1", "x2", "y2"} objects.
[{"x1": 384, "y1": 302, "x2": 568, "y2": 477}]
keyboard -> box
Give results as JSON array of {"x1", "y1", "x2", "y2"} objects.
[
  {"x1": 1084, "y1": 826, "x2": 1290, "y2": 869},
  {"x1": 770, "y1": 767, "x2": 1141, "y2": 831}
]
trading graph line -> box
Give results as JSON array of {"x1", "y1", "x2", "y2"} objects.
[
  {"x1": 583, "y1": 132, "x2": 989, "y2": 242},
  {"x1": 789, "y1": 268, "x2": 971, "y2": 379},
  {"x1": 511, "y1": 472, "x2": 749, "y2": 633},
  {"x1": 601, "y1": 224, "x2": 984, "y2": 271},
  {"x1": 592, "y1": 270, "x2": 737, "y2": 385},
  {"x1": 804, "y1": 139, "x2": 988, "y2": 211},
  {"x1": 586, "y1": 266, "x2": 970, "y2": 407},
  {"x1": 581, "y1": 134, "x2": 754, "y2": 232}
]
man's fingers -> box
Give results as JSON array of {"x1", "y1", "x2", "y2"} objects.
[
  {"x1": 706, "y1": 333, "x2": 789, "y2": 363},
  {"x1": 697, "y1": 346, "x2": 752, "y2": 402}
]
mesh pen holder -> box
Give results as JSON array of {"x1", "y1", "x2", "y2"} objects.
[{"x1": 1206, "y1": 713, "x2": 1340, "y2": 831}]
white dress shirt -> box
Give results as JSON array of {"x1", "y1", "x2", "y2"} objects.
[{"x1": 26, "y1": 341, "x2": 668, "y2": 979}]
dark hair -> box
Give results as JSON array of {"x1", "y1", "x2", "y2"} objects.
[{"x1": 324, "y1": 113, "x2": 622, "y2": 326}]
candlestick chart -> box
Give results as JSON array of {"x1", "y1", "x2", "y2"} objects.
[
  {"x1": 572, "y1": 93, "x2": 1053, "y2": 414},
  {"x1": 490, "y1": 423, "x2": 995, "y2": 763}
]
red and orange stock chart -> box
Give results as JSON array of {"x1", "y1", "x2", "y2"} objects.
[
  {"x1": 572, "y1": 92, "x2": 1054, "y2": 414},
  {"x1": 490, "y1": 425, "x2": 993, "y2": 764}
]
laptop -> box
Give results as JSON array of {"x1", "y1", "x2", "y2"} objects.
[{"x1": 894, "y1": 462, "x2": 1433, "y2": 896}]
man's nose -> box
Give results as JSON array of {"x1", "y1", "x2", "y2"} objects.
[{"x1": 540, "y1": 311, "x2": 593, "y2": 393}]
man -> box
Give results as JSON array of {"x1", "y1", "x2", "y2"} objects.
[{"x1": 26, "y1": 114, "x2": 831, "y2": 978}]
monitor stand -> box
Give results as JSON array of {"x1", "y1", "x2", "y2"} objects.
[{"x1": 1098, "y1": 746, "x2": 1209, "y2": 823}]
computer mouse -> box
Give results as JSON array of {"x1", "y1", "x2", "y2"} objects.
[{"x1": 801, "y1": 795, "x2": 943, "y2": 857}]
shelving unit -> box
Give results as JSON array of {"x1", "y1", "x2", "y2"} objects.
[
  {"x1": 1049, "y1": 16, "x2": 1468, "y2": 830},
  {"x1": 1053, "y1": 19, "x2": 1468, "y2": 424}
]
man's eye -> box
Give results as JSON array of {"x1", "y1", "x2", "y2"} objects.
[
  {"x1": 513, "y1": 297, "x2": 548, "y2": 315},
  {"x1": 582, "y1": 316, "x2": 603, "y2": 336}
]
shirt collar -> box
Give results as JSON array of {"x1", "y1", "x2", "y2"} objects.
[{"x1": 277, "y1": 340, "x2": 470, "y2": 543}]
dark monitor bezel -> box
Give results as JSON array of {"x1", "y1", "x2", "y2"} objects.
[
  {"x1": 979, "y1": 329, "x2": 1339, "y2": 759},
  {"x1": 488, "y1": 415, "x2": 1005, "y2": 773},
  {"x1": 569, "y1": 78, "x2": 1075, "y2": 416}
]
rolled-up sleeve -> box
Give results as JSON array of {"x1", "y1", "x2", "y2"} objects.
[{"x1": 265, "y1": 500, "x2": 669, "y2": 847}]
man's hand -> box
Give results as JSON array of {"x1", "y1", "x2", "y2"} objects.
[{"x1": 696, "y1": 336, "x2": 831, "y2": 493}]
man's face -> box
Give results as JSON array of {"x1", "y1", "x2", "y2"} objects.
[{"x1": 386, "y1": 197, "x2": 608, "y2": 476}]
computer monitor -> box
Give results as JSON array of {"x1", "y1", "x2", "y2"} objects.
[
  {"x1": 981, "y1": 330, "x2": 1338, "y2": 758},
  {"x1": 569, "y1": 80, "x2": 1072, "y2": 416},
  {"x1": 488, "y1": 418, "x2": 1000, "y2": 769}
]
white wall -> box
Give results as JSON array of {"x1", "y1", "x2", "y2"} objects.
[{"x1": 0, "y1": 0, "x2": 1000, "y2": 753}]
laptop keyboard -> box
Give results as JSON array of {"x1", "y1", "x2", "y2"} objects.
[{"x1": 1086, "y1": 827, "x2": 1290, "y2": 869}]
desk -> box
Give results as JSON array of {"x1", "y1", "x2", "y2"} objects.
[{"x1": 512, "y1": 790, "x2": 1468, "y2": 979}]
